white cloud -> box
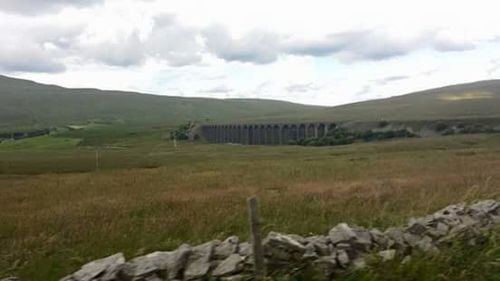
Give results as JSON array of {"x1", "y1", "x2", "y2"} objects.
[
  {"x1": 203, "y1": 25, "x2": 280, "y2": 64},
  {"x1": 0, "y1": 0, "x2": 103, "y2": 15},
  {"x1": 2, "y1": 0, "x2": 500, "y2": 106}
]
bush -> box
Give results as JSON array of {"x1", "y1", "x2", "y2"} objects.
[
  {"x1": 296, "y1": 128, "x2": 415, "y2": 147},
  {"x1": 170, "y1": 122, "x2": 196, "y2": 140},
  {"x1": 434, "y1": 122, "x2": 449, "y2": 132},
  {"x1": 378, "y1": 120, "x2": 389, "y2": 128}
]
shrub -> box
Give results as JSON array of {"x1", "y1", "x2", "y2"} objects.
[
  {"x1": 378, "y1": 120, "x2": 389, "y2": 128},
  {"x1": 298, "y1": 128, "x2": 415, "y2": 147},
  {"x1": 170, "y1": 122, "x2": 196, "y2": 140},
  {"x1": 434, "y1": 122, "x2": 449, "y2": 132}
]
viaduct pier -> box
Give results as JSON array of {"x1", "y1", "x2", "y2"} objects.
[{"x1": 196, "y1": 122, "x2": 337, "y2": 145}]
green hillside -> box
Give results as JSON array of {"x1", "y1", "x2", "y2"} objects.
[
  {"x1": 316, "y1": 80, "x2": 500, "y2": 121},
  {"x1": 0, "y1": 75, "x2": 323, "y2": 131},
  {"x1": 2, "y1": 75, "x2": 500, "y2": 132}
]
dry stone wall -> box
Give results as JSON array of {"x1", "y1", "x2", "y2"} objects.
[{"x1": 2, "y1": 200, "x2": 499, "y2": 281}]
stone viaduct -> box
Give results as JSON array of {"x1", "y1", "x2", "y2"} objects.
[{"x1": 196, "y1": 122, "x2": 337, "y2": 145}]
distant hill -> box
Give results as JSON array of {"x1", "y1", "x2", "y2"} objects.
[
  {"x1": 315, "y1": 80, "x2": 500, "y2": 122},
  {"x1": 0, "y1": 75, "x2": 323, "y2": 131},
  {"x1": 2, "y1": 75, "x2": 500, "y2": 131}
]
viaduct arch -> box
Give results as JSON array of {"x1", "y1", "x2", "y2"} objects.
[{"x1": 195, "y1": 122, "x2": 337, "y2": 145}]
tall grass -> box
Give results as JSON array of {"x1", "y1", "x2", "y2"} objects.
[{"x1": 1, "y1": 134, "x2": 500, "y2": 280}]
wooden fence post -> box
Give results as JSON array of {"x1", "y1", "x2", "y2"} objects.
[
  {"x1": 95, "y1": 150, "x2": 100, "y2": 170},
  {"x1": 247, "y1": 196, "x2": 265, "y2": 279}
]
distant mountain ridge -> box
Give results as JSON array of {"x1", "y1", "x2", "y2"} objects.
[
  {"x1": 1, "y1": 75, "x2": 500, "y2": 131},
  {"x1": 314, "y1": 79, "x2": 500, "y2": 121},
  {"x1": 0, "y1": 75, "x2": 323, "y2": 130}
]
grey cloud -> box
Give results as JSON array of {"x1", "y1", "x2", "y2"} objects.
[
  {"x1": 355, "y1": 85, "x2": 372, "y2": 96},
  {"x1": 284, "y1": 30, "x2": 414, "y2": 62},
  {"x1": 432, "y1": 38, "x2": 475, "y2": 52},
  {"x1": 336, "y1": 31, "x2": 413, "y2": 61},
  {"x1": 254, "y1": 81, "x2": 273, "y2": 94},
  {"x1": 420, "y1": 69, "x2": 438, "y2": 76},
  {"x1": 375, "y1": 75, "x2": 410, "y2": 85},
  {"x1": 203, "y1": 29, "x2": 418, "y2": 64},
  {"x1": 282, "y1": 37, "x2": 342, "y2": 57},
  {"x1": 0, "y1": 44, "x2": 66, "y2": 73},
  {"x1": 200, "y1": 85, "x2": 233, "y2": 93},
  {"x1": 486, "y1": 35, "x2": 500, "y2": 43},
  {"x1": 285, "y1": 82, "x2": 321, "y2": 93},
  {"x1": 204, "y1": 28, "x2": 477, "y2": 65},
  {"x1": 78, "y1": 14, "x2": 202, "y2": 67},
  {"x1": 0, "y1": 19, "x2": 84, "y2": 73},
  {"x1": 0, "y1": 10, "x2": 480, "y2": 74},
  {"x1": 146, "y1": 14, "x2": 202, "y2": 66},
  {"x1": 487, "y1": 59, "x2": 500, "y2": 75},
  {"x1": 0, "y1": 0, "x2": 103, "y2": 15},
  {"x1": 203, "y1": 25, "x2": 280, "y2": 64},
  {"x1": 82, "y1": 32, "x2": 146, "y2": 67}
]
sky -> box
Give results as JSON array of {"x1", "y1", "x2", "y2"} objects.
[{"x1": 1, "y1": 0, "x2": 500, "y2": 106}]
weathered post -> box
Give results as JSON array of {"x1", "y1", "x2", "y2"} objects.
[
  {"x1": 247, "y1": 197, "x2": 265, "y2": 279},
  {"x1": 95, "y1": 150, "x2": 100, "y2": 170}
]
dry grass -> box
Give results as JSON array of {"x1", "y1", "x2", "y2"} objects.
[{"x1": 1, "y1": 134, "x2": 500, "y2": 280}]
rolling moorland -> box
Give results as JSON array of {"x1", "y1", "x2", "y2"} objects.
[
  {"x1": 0, "y1": 76, "x2": 500, "y2": 280},
  {"x1": 0, "y1": 75, "x2": 323, "y2": 131},
  {"x1": 2, "y1": 75, "x2": 500, "y2": 132}
]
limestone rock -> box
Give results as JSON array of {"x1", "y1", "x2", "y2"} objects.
[
  {"x1": 415, "y1": 236, "x2": 438, "y2": 253},
  {"x1": 427, "y1": 222, "x2": 449, "y2": 238},
  {"x1": 184, "y1": 241, "x2": 215, "y2": 280},
  {"x1": 55, "y1": 199, "x2": 500, "y2": 281},
  {"x1": 144, "y1": 276, "x2": 162, "y2": 281},
  {"x1": 123, "y1": 244, "x2": 192, "y2": 281},
  {"x1": 433, "y1": 203, "x2": 466, "y2": 226},
  {"x1": 312, "y1": 256, "x2": 338, "y2": 277},
  {"x1": 385, "y1": 227, "x2": 407, "y2": 251},
  {"x1": 302, "y1": 242, "x2": 319, "y2": 260},
  {"x1": 166, "y1": 244, "x2": 192, "y2": 280},
  {"x1": 401, "y1": 255, "x2": 412, "y2": 265},
  {"x1": 264, "y1": 232, "x2": 305, "y2": 252},
  {"x1": 328, "y1": 223, "x2": 357, "y2": 245},
  {"x1": 370, "y1": 228, "x2": 389, "y2": 248},
  {"x1": 287, "y1": 234, "x2": 307, "y2": 245},
  {"x1": 403, "y1": 233, "x2": 422, "y2": 247},
  {"x1": 1, "y1": 277, "x2": 20, "y2": 281},
  {"x1": 469, "y1": 200, "x2": 499, "y2": 216},
  {"x1": 328, "y1": 223, "x2": 372, "y2": 251},
  {"x1": 304, "y1": 235, "x2": 330, "y2": 256},
  {"x1": 238, "y1": 242, "x2": 250, "y2": 257},
  {"x1": 127, "y1": 255, "x2": 160, "y2": 279},
  {"x1": 220, "y1": 274, "x2": 249, "y2": 281},
  {"x1": 378, "y1": 249, "x2": 396, "y2": 262},
  {"x1": 59, "y1": 276, "x2": 76, "y2": 281},
  {"x1": 212, "y1": 254, "x2": 245, "y2": 277},
  {"x1": 351, "y1": 227, "x2": 373, "y2": 251},
  {"x1": 263, "y1": 232, "x2": 306, "y2": 261},
  {"x1": 70, "y1": 253, "x2": 125, "y2": 281},
  {"x1": 352, "y1": 257, "x2": 367, "y2": 270},
  {"x1": 214, "y1": 236, "x2": 239, "y2": 260},
  {"x1": 406, "y1": 220, "x2": 428, "y2": 236},
  {"x1": 335, "y1": 249, "x2": 350, "y2": 268}
]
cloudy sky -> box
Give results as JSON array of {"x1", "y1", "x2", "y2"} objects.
[{"x1": 1, "y1": 0, "x2": 500, "y2": 106}]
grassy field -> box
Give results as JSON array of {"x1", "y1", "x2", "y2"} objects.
[{"x1": 1, "y1": 131, "x2": 500, "y2": 280}]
